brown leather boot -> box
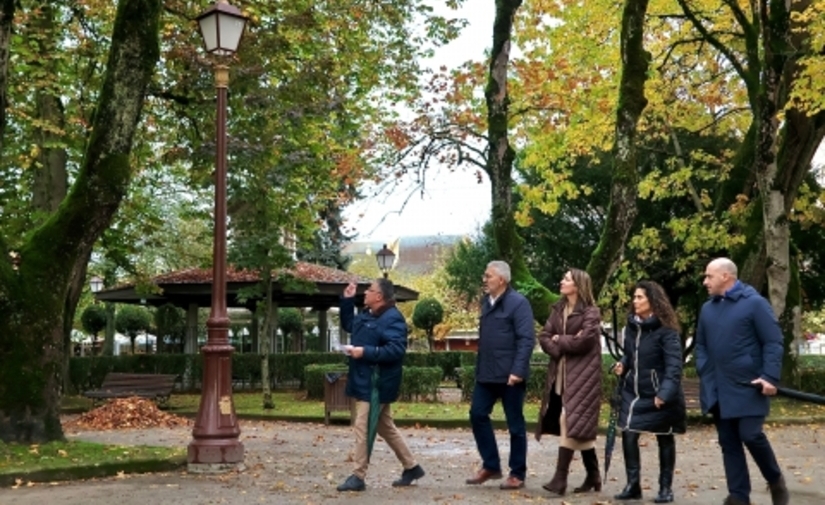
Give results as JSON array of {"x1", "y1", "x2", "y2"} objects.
[
  {"x1": 542, "y1": 447, "x2": 574, "y2": 496},
  {"x1": 573, "y1": 448, "x2": 602, "y2": 493}
]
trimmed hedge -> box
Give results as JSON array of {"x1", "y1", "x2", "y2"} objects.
[
  {"x1": 399, "y1": 367, "x2": 442, "y2": 402},
  {"x1": 67, "y1": 351, "x2": 475, "y2": 393},
  {"x1": 66, "y1": 353, "x2": 825, "y2": 399},
  {"x1": 460, "y1": 354, "x2": 674, "y2": 403},
  {"x1": 303, "y1": 365, "x2": 442, "y2": 402}
]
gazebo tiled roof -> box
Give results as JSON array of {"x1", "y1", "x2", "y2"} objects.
[{"x1": 95, "y1": 262, "x2": 418, "y2": 310}]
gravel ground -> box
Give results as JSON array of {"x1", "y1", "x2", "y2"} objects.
[{"x1": 1, "y1": 419, "x2": 823, "y2": 505}]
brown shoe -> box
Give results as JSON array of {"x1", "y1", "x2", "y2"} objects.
[
  {"x1": 466, "y1": 468, "x2": 503, "y2": 485},
  {"x1": 499, "y1": 476, "x2": 525, "y2": 490}
]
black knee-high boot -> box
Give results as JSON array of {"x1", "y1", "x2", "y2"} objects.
[
  {"x1": 654, "y1": 435, "x2": 675, "y2": 503},
  {"x1": 614, "y1": 431, "x2": 642, "y2": 500}
]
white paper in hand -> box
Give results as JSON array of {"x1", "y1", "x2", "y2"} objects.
[{"x1": 337, "y1": 344, "x2": 354, "y2": 356}]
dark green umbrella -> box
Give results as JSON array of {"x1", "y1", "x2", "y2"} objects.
[
  {"x1": 366, "y1": 367, "x2": 382, "y2": 461},
  {"x1": 604, "y1": 366, "x2": 624, "y2": 481}
]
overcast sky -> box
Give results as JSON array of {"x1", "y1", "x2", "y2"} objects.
[{"x1": 342, "y1": 3, "x2": 495, "y2": 242}]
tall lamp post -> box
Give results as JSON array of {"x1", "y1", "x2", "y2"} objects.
[
  {"x1": 187, "y1": 0, "x2": 248, "y2": 473},
  {"x1": 375, "y1": 244, "x2": 396, "y2": 279}
]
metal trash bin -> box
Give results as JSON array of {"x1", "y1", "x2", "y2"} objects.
[{"x1": 324, "y1": 372, "x2": 354, "y2": 425}]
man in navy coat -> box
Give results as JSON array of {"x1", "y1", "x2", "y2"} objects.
[
  {"x1": 696, "y1": 258, "x2": 789, "y2": 505},
  {"x1": 336, "y1": 278, "x2": 425, "y2": 492},
  {"x1": 465, "y1": 260, "x2": 534, "y2": 490}
]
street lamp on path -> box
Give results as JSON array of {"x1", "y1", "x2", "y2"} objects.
[
  {"x1": 187, "y1": 0, "x2": 248, "y2": 474},
  {"x1": 375, "y1": 244, "x2": 396, "y2": 279}
]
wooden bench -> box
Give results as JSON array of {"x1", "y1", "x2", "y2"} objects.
[
  {"x1": 83, "y1": 373, "x2": 179, "y2": 408},
  {"x1": 683, "y1": 377, "x2": 700, "y2": 409}
]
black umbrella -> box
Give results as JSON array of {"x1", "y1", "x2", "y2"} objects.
[
  {"x1": 604, "y1": 366, "x2": 624, "y2": 481},
  {"x1": 739, "y1": 380, "x2": 825, "y2": 405}
]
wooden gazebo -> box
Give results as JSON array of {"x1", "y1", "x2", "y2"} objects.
[{"x1": 94, "y1": 262, "x2": 418, "y2": 353}]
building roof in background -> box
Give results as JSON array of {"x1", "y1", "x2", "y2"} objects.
[{"x1": 344, "y1": 235, "x2": 465, "y2": 274}]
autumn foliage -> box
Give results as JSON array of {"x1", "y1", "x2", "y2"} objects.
[{"x1": 65, "y1": 398, "x2": 190, "y2": 431}]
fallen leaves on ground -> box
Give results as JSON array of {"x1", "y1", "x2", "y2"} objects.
[{"x1": 64, "y1": 397, "x2": 191, "y2": 430}]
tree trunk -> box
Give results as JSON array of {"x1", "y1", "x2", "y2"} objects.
[
  {"x1": 0, "y1": 0, "x2": 162, "y2": 443},
  {"x1": 31, "y1": 2, "x2": 68, "y2": 214},
  {"x1": 259, "y1": 278, "x2": 275, "y2": 410},
  {"x1": 485, "y1": 0, "x2": 556, "y2": 322},
  {"x1": 587, "y1": 0, "x2": 651, "y2": 296},
  {"x1": 753, "y1": 0, "x2": 791, "y2": 316},
  {"x1": 0, "y1": 0, "x2": 15, "y2": 152},
  {"x1": 720, "y1": 0, "x2": 818, "y2": 384}
]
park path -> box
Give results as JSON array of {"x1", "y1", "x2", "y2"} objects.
[{"x1": 1, "y1": 419, "x2": 823, "y2": 504}]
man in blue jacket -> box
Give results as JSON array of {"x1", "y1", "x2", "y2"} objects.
[
  {"x1": 336, "y1": 279, "x2": 425, "y2": 492},
  {"x1": 696, "y1": 258, "x2": 789, "y2": 505},
  {"x1": 466, "y1": 261, "x2": 534, "y2": 490}
]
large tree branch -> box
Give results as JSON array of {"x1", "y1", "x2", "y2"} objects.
[
  {"x1": 722, "y1": 0, "x2": 754, "y2": 37},
  {"x1": 675, "y1": 0, "x2": 754, "y2": 93},
  {"x1": 21, "y1": 0, "x2": 162, "y2": 289}
]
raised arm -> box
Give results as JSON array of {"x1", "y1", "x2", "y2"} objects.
[{"x1": 339, "y1": 296, "x2": 356, "y2": 334}]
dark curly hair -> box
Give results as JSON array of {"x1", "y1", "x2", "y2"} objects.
[{"x1": 633, "y1": 280, "x2": 681, "y2": 332}]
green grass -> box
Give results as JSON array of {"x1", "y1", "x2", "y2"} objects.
[
  {"x1": 62, "y1": 391, "x2": 825, "y2": 426},
  {"x1": 0, "y1": 440, "x2": 184, "y2": 476}
]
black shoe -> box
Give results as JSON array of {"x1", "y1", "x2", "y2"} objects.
[
  {"x1": 654, "y1": 487, "x2": 674, "y2": 503},
  {"x1": 722, "y1": 496, "x2": 749, "y2": 505},
  {"x1": 615, "y1": 483, "x2": 642, "y2": 500},
  {"x1": 337, "y1": 474, "x2": 366, "y2": 492},
  {"x1": 392, "y1": 464, "x2": 426, "y2": 487}
]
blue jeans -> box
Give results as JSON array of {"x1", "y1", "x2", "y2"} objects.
[
  {"x1": 469, "y1": 381, "x2": 527, "y2": 480},
  {"x1": 713, "y1": 409, "x2": 782, "y2": 502}
]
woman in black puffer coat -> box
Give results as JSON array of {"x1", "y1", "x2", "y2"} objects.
[{"x1": 613, "y1": 280, "x2": 686, "y2": 504}]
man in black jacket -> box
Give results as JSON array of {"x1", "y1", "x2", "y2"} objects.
[{"x1": 466, "y1": 261, "x2": 535, "y2": 490}]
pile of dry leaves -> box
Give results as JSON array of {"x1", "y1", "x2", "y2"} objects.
[{"x1": 66, "y1": 397, "x2": 191, "y2": 430}]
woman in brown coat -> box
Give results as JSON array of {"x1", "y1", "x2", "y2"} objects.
[{"x1": 536, "y1": 268, "x2": 603, "y2": 496}]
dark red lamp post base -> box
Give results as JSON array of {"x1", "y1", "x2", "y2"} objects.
[{"x1": 187, "y1": 326, "x2": 244, "y2": 472}]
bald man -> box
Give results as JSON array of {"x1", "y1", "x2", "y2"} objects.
[{"x1": 695, "y1": 258, "x2": 788, "y2": 505}]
